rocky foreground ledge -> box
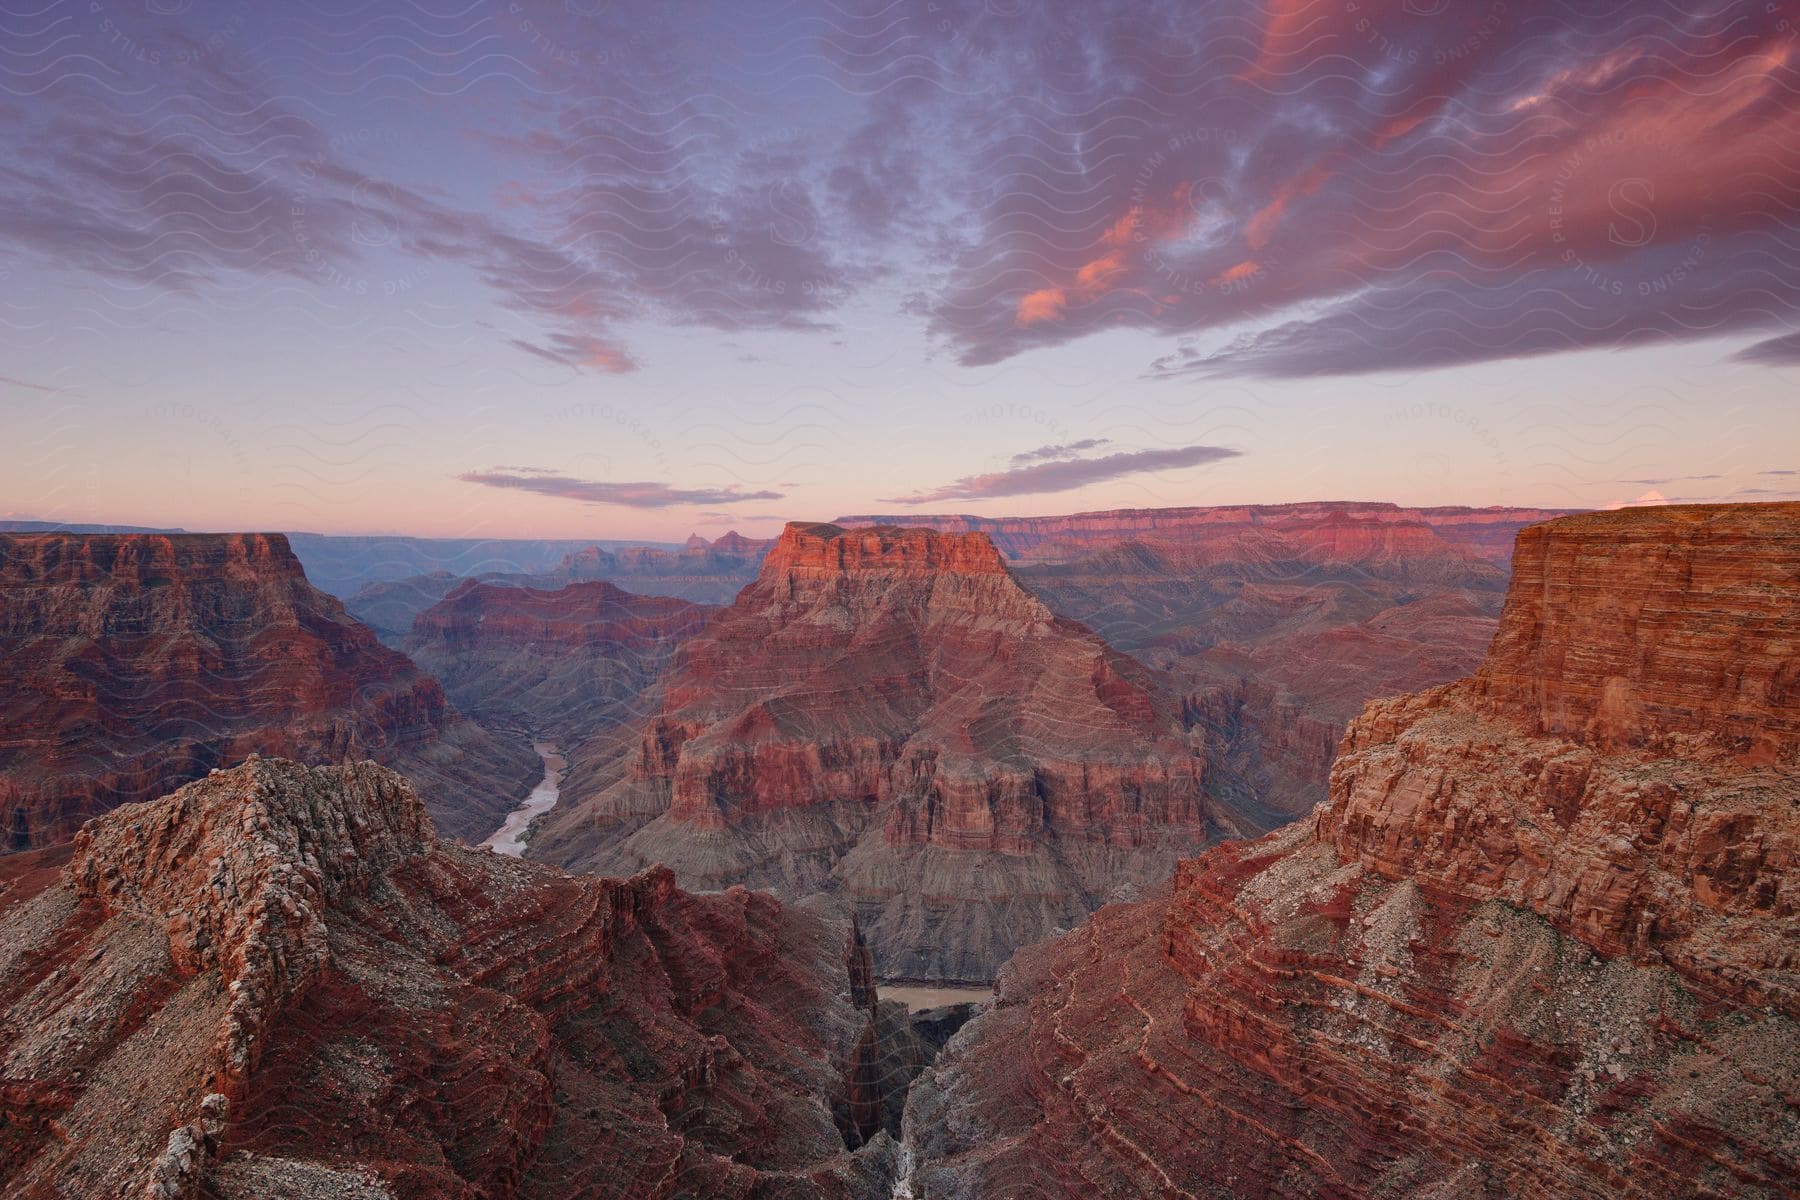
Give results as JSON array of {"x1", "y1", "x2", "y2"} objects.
[
  {"x1": 0, "y1": 757, "x2": 931, "y2": 1198},
  {"x1": 902, "y1": 503, "x2": 1799, "y2": 1199}
]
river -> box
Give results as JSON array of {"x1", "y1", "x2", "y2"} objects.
[
  {"x1": 878, "y1": 984, "x2": 994, "y2": 1011},
  {"x1": 482, "y1": 740, "x2": 564, "y2": 856}
]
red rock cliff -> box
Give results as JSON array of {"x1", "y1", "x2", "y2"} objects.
[
  {"x1": 0, "y1": 758, "x2": 915, "y2": 1199},
  {"x1": 903, "y1": 503, "x2": 1799, "y2": 1199},
  {"x1": 0, "y1": 532, "x2": 538, "y2": 847},
  {"x1": 532, "y1": 522, "x2": 1243, "y2": 983},
  {"x1": 1469, "y1": 504, "x2": 1800, "y2": 756}
]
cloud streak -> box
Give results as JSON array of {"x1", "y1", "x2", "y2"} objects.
[
  {"x1": 1732, "y1": 331, "x2": 1800, "y2": 365},
  {"x1": 871, "y1": 1, "x2": 1800, "y2": 377},
  {"x1": 1010, "y1": 439, "x2": 1109, "y2": 466},
  {"x1": 459, "y1": 469, "x2": 783, "y2": 509},
  {"x1": 881, "y1": 445, "x2": 1240, "y2": 505}
]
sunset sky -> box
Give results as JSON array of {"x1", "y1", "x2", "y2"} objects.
[{"x1": 2, "y1": 0, "x2": 1796, "y2": 540}]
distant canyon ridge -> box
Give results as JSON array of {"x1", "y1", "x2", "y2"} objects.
[{"x1": 4, "y1": 502, "x2": 1569, "y2": 981}]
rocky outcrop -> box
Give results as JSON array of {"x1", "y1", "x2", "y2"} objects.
[
  {"x1": 902, "y1": 503, "x2": 1800, "y2": 1199},
  {"x1": 0, "y1": 533, "x2": 539, "y2": 847},
  {"x1": 71, "y1": 758, "x2": 434, "y2": 1099},
  {"x1": 533, "y1": 522, "x2": 1246, "y2": 982},
  {"x1": 1467, "y1": 504, "x2": 1800, "y2": 757},
  {"x1": 0, "y1": 758, "x2": 924, "y2": 1198},
  {"x1": 404, "y1": 578, "x2": 715, "y2": 743}
]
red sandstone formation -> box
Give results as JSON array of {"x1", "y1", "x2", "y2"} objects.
[
  {"x1": 0, "y1": 758, "x2": 920, "y2": 1198},
  {"x1": 902, "y1": 503, "x2": 1800, "y2": 1199},
  {"x1": 0, "y1": 533, "x2": 538, "y2": 848},
  {"x1": 532, "y1": 522, "x2": 1250, "y2": 982},
  {"x1": 405, "y1": 579, "x2": 715, "y2": 744}
]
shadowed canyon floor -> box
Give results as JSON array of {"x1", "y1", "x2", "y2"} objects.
[{"x1": 899, "y1": 503, "x2": 1800, "y2": 1198}]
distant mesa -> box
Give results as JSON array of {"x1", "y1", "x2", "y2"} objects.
[
  {"x1": 346, "y1": 529, "x2": 773, "y2": 640},
  {"x1": 833, "y1": 501, "x2": 1577, "y2": 563}
]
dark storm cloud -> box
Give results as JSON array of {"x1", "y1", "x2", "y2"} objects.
[
  {"x1": 881, "y1": 445, "x2": 1240, "y2": 504},
  {"x1": 458, "y1": 469, "x2": 784, "y2": 508}
]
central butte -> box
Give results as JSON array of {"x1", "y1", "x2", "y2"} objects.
[{"x1": 530, "y1": 522, "x2": 1273, "y2": 982}]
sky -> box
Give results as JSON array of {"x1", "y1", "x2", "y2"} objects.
[{"x1": 1, "y1": 0, "x2": 1796, "y2": 540}]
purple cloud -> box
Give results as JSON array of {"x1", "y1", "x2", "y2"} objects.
[
  {"x1": 5, "y1": 0, "x2": 1797, "y2": 383},
  {"x1": 881, "y1": 445, "x2": 1240, "y2": 505},
  {"x1": 507, "y1": 334, "x2": 638, "y2": 373},
  {"x1": 459, "y1": 469, "x2": 783, "y2": 509},
  {"x1": 1010, "y1": 439, "x2": 1110, "y2": 466},
  {"x1": 1732, "y1": 331, "x2": 1800, "y2": 365},
  {"x1": 869, "y1": 1, "x2": 1800, "y2": 376}
]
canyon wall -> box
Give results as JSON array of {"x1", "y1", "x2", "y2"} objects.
[
  {"x1": 532, "y1": 522, "x2": 1255, "y2": 982},
  {"x1": 0, "y1": 757, "x2": 921, "y2": 1198},
  {"x1": 0, "y1": 532, "x2": 538, "y2": 847},
  {"x1": 404, "y1": 578, "x2": 715, "y2": 743},
  {"x1": 1013, "y1": 504, "x2": 1531, "y2": 817},
  {"x1": 902, "y1": 503, "x2": 1799, "y2": 1199}
]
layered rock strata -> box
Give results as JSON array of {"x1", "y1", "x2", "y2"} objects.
[
  {"x1": 835, "y1": 502, "x2": 1571, "y2": 563},
  {"x1": 1009, "y1": 505, "x2": 1533, "y2": 819},
  {"x1": 0, "y1": 758, "x2": 921, "y2": 1198},
  {"x1": 0, "y1": 533, "x2": 538, "y2": 847},
  {"x1": 533, "y1": 522, "x2": 1248, "y2": 982},
  {"x1": 405, "y1": 578, "x2": 715, "y2": 744},
  {"x1": 902, "y1": 503, "x2": 1799, "y2": 1199}
]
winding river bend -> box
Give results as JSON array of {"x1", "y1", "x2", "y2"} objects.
[{"x1": 482, "y1": 740, "x2": 563, "y2": 856}]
